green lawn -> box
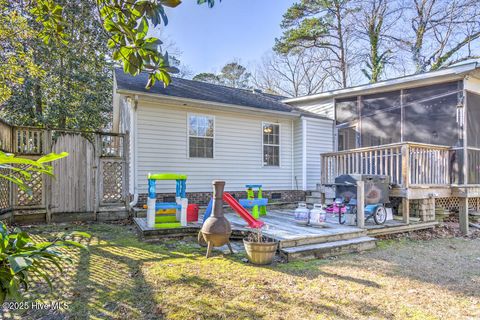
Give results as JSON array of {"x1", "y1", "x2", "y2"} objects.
[{"x1": 2, "y1": 223, "x2": 479, "y2": 320}]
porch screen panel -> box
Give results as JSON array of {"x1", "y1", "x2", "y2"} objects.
[
  {"x1": 467, "y1": 91, "x2": 480, "y2": 148},
  {"x1": 403, "y1": 81, "x2": 461, "y2": 146},
  {"x1": 450, "y1": 149, "x2": 465, "y2": 185},
  {"x1": 336, "y1": 97, "x2": 358, "y2": 124},
  {"x1": 404, "y1": 81, "x2": 459, "y2": 103},
  {"x1": 468, "y1": 149, "x2": 480, "y2": 184},
  {"x1": 362, "y1": 90, "x2": 401, "y2": 115},
  {"x1": 338, "y1": 126, "x2": 357, "y2": 151},
  {"x1": 360, "y1": 91, "x2": 401, "y2": 147}
]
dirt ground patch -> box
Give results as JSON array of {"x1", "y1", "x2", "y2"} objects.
[{"x1": 1, "y1": 222, "x2": 479, "y2": 320}]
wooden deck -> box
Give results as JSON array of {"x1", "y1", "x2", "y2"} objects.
[
  {"x1": 134, "y1": 209, "x2": 438, "y2": 245},
  {"x1": 226, "y1": 209, "x2": 364, "y2": 249}
]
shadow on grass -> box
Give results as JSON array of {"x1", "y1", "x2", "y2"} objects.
[
  {"x1": 335, "y1": 237, "x2": 480, "y2": 297},
  {"x1": 7, "y1": 223, "x2": 478, "y2": 319}
]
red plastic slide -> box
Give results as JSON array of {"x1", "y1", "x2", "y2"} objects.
[{"x1": 223, "y1": 192, "x2": 264, "y2": 229}]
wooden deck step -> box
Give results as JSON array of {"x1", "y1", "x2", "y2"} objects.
[
  {"x1": 366, "y1": 221, "x2": 438, "y2": 236},
  {"x1": 280, "y1": 236, "x2": 377, "y2": 262},
  {"x1": 278, "y1": 229, "x2": 368, "y2": 249}
]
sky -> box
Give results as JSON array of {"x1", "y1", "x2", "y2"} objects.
[{"x1": 159, "y1": 0, "x2": 295, "y2": 76}]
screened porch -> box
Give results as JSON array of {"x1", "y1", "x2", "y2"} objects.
[{"x1": 325, "y1": 80, "x2": 480, "y2": 189}]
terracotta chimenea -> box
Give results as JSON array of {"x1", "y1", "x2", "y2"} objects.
[{"x1": 200, "y1": 180, "x2": 234, "y2": 258}]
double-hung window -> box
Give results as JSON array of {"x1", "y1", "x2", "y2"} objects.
[
  {"x1": 263, "y1": 122, "x2": 280, "y2": 166},
  {"x1": 188, "y1": 114, "x2": 214, "y2": 158}
]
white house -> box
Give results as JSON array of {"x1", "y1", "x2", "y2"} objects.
[{"x1": 112, "y1": 69, "x2": 334, "y2": 205}]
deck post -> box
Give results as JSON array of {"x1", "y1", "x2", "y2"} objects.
[
  {"x1": 459, "y1": 197, "x2": 469, "y2": 235},
  {"x1": 401, "y1": 144, "x2": 410, "y2": 188},
  {"x1": 356, "y1": 181, "x2": 365, "y2": 228},
  {"x1": 402, "y1": 198, "x2": 410, "y2": 224}
]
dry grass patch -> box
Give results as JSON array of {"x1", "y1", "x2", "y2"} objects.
[{"x1": 1, "y1": 223, "x2": 479, "y2": 319}]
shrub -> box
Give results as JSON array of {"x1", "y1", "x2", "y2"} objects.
[{"x1": 0, "y1": 222, "x2": 89, "y2": 303}]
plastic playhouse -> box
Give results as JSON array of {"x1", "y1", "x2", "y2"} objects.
[
  {"x1": 146, "y1": 173, "x2": 188, "y2": 228},
  {"x1": 239, "y1": 184, "x2": 268, "y2": 219}
]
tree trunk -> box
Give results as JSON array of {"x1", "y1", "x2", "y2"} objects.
[
  {"x1": 59, "y1": 56, "x2": 66, "y2": 129},
  {"x1": 34, "y1": 81, "x2": 42, "y2": 117},
  {"x1": 335, "y1": 2, "x2": 348, "y2": 88}
]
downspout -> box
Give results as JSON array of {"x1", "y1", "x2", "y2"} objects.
[
  {"x1": 129, "y1": 95, "x2": 139, "y2": 207},
  {"x1": 291, "y1": 119, "x2": 294, "y2": 190}
]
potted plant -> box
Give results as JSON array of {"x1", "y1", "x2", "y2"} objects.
[{"x1": 243, "y1": 227, "x2": 278, "y2": 265}]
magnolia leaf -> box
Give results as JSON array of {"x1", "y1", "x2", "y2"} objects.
[
  {"x1": 13, "y1": 232, "x2": 31, "y2": 249},
  {"x1": 0, "y1": 165, "x2": 32, "y2": 179},
  {"x1": 154, "y1": 70, "x2": 171, "y2": 87},
  {"x1": 146, "y1": 74, "x2": 156, "y2": 89},
  {"x1": 17, "y1": 270, "x2": 29, "y2": 290},
  {"x1": 36, "y1": 152, "x2": 68, "y2": 164},
  {"x1": 8, "y1": 256, "x2": 34, "y2": 274},
  {"x1": 103, "y1": 18, "x2": 118, "y2": 32},
  {"x1": 30, "y1": 267, "x2": 52, "y2": 290},
  {"x1": 136, "y1": 17, "x2": 148, "y2": 39},
  {"x1": 158, "y1": 6, "x2": 168, "y2": 26},
  {"x1": 0, "y1": 174, "x2": 31, "y2": 193},
  {"x1": 69, "y1": 231, "x2": 91, "y2": 239},
  {"x1": 197, "y1": 0, "x2": 218, "y2": 8},
  {"x1": 144, "y1": 38, "x2": 162, "y2": 51},
  {"x1": 161, "y1": 0, "x2": 182, "y2": 8},
  {"x1": 62, "y1": 240, "x2": 88, "y2": 250},
  {"x1": 107, "y1": 38, "x2": 115, "y2": 48}
]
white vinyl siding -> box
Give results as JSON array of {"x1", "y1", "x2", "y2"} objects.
[
  {"x1": 289, "y1": 98, "x2": 334, "y2": 119},
  {"x1": 135, "y1": 100, "x2": 294, "y2": 193},
  {"x1": 305, "y1": 118, "x2": 334, "y2": 190},
  {"x1": 293, "y1": 119, "x2": 303, "y2": 190}
]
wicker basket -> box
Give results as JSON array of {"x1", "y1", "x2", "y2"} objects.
[{"x1": 243, "y1": 239, "x2": 278, "y2": 265}]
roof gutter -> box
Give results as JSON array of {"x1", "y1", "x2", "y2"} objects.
[
  {"x1": 283, "y1": 62, "x2": 478, "y2": 104},
  {"x1": 116, "y1": 89, "x2": 302, "y2": 118}
]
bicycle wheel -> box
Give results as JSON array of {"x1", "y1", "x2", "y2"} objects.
[{"x1": 373, "y1": 206, "x2": 387, "y2": 225}]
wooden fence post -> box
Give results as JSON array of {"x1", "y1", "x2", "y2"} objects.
[
  {"x1": 356, "y1": 180, "x2": 365, "y2": 228},
  {"x1": 44, "y1": 130, "x2": 52, "y2": 223},
  {"x1": 93, "y1": 134, "x2": 101, "y2": 221},
  {"x1": 459, "y1": 197, "x2": 469, "y2": 235},
  {"x1": 402, "y1": 198, "x2": 410, "y2": 224}
]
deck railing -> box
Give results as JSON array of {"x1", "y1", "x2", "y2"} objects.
[{"x1": 321, "y1": 142, "x2": 451, "y2": 187}]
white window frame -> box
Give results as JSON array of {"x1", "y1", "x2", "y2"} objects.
[
  {"x1": 262, "y1": 121, "x2": 281, "y2": 167},
  {"x1": 187, "y1": 113, "x2": 215, "y2": 159}
]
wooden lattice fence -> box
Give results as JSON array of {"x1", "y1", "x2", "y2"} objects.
[
  {"x1": 0, "y1": 122, "x2": 129, "y2": 223},
  {"x1": 0, "y1": 168, "x2": 10, "y2": 213},
  {"x1": 435, "y1": 197, "x2": 480, "y2": 211},
  {"x1": 0, "y1": 120, "x2": 13, "y2": 217}
]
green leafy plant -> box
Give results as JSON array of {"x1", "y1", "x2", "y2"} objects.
[
  {"x1": 0, "y1": 151, "x2": 68, "y2": 193},
  {"x1": 28, "y1": 0, "x2": 220, "y2": 89},
  {"x1": 0, "y1": 222, "x2": 90, "y2": 303}
]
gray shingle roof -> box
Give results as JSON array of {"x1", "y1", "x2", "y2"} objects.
[{"x1": 114, "y1": 68, "x2": 302, "y2": 114}]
